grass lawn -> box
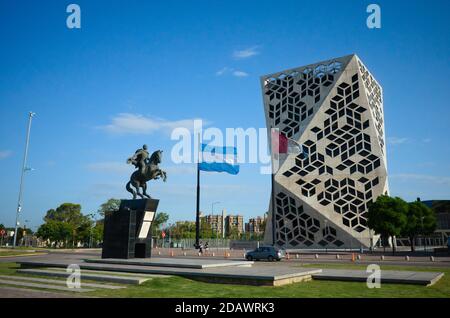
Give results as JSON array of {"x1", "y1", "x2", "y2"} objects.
[
  {"x1": 0, "y1": 248, "x2": 45, "y2": 257},
  {"x1": 0, "y1": 262, "x2": 448, "y2": 298}
]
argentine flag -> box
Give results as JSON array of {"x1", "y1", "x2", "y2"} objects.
[{"x1": 198, "y1": 144, "x2": 239, "y2": 175}]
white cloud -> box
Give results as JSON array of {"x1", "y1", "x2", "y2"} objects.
[
  {"x1": 0, "y1": 150, "x2": 12, "y2": 159},
  {"x1": 97, "y1": 113, "x2": 209, "y2": 135},
  {"x1": 215, "y1": 67, "x2": 249, "y2": 77},
  {"x1": 387, "y1": 137, "x2": 433, "y2": 146},
  {"x1": 386, "y1": 137, "x2": 409, "y2": 145},
  {"x1": 216, "y1": 67, "x2": 230, "y2": 76},
  {"x1": 232, "y1": 70, "x2": 249, "y2": 77},
  {"x1": 232, "y1": 46, "x2": 260, "y2": 59}
]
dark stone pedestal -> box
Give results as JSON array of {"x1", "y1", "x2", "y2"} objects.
[{"x1": 102, "y1": 199, "x2": 159, "y2": 259}]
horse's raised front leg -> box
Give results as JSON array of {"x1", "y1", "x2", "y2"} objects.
[{"x1": 157, "y1": 169, "x2": 167, "y2": 182}]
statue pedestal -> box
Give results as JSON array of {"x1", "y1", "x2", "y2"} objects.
[{"x1": 102, "y1": 199, "x2": 158, "y2": 259}]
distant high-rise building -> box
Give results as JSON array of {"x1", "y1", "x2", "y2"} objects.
[
  {"x1": 225, "y1": 215, "x2": 244, "y2": 237},
  {"x1": 201, "y1": 214, "x2": 224, "y2": 237},
  {"x1": 245, "y1": 215, "x2": 266, "y2": 234}
]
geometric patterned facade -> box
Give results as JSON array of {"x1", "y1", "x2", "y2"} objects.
[{"x1": 261, "y1": 54, "x2": 388, "y2": 248}]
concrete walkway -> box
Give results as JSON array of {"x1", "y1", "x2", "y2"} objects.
[
  {"x1": 0, "y1": 278, "x2": 94, "y2": 293},
  {"x1": 13, "y1": 252, "x2": 446, "y2": 287},
  {"x1": 0, "y1": 274, "x2": 125, "y2": 289},
  {"x1": 313, "y1": 269, "x2": 444, "y2": 286},
  {"x1": 17, "y1": 268, "x2": 152, "y2": 285},
  {"x1": 0, "y1": 286, "x2": 88, "y2": 298},
  {"x1": 18, "y1": 258, "x2": 321, "y2": 286},
  {"x1": 85, "y1": 257, "x2": 254, "y2": 269}
]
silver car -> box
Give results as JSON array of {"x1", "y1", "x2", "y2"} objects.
[{"x1": 245, "y1": 246, "x2": 286, "y2": 261}]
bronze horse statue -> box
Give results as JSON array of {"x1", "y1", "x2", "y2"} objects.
[{"x1": 126, "y1": 149, "x2": 167, "y2": 199}]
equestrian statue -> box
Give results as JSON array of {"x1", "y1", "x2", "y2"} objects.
[{"x1": 126, "y1": 145, "x2": 167, "y2": 199}]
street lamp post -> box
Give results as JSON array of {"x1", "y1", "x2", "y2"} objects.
[
  {"x1": 87, "y1": 213, "x2": 96, "y2": 248},
  {"x1": 211, "y1": 201, "x2": 220, "y2": 241},
  {"x1": 13, "y1": 112, "x2": 35, "y2": 248}
]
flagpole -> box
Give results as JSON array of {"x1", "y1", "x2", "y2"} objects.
[{"x1": 195, "y1": 133, "x2": 201, "y2": 249}]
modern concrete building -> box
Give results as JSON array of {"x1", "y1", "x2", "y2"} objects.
[
  {"x1": 261, "y1": 54, "x2": 388, "y2": 249},
  {"x1": 422, "y1": 200, "x2": 450, "y2": 244}
]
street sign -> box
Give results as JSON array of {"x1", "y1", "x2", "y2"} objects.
[
  {"x1": 0, "y1": 229, "x2": 5, "y2": 236},
  {"x1": 161, "y1": 231, "x2": 166, "y2": 238}
]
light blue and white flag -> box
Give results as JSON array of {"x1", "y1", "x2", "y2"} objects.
[{"x1": 198, "y1": 144, "x2": 239, "y2": 175}]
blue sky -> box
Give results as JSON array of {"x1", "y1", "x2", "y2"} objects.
[{"x1": 0, "y1": 0, "x2": 449, "y2": 230}]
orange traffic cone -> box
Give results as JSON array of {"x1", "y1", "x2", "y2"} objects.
[{"x1": 351, "y1": 253, "x2": 356, "y2": 262}]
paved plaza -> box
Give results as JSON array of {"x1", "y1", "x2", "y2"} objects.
[{"x1": 0, "y1": 248, "x2": 444, "y2": 298}]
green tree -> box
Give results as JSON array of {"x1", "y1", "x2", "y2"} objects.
[
  {"x1": 37, "y1": 203, "x2": 91, "y2": 248},
  {"x1": 227, "y1": 227, "x2": 241, "y2": 240},
  {"x1": 199, "y1": 221, "x2": 215, "y2": 239},
  {"x1": 367, "y1": 195, "x2": 408, "y2": 254},
  {"x1": 44, "y1": 203, "x2": 83, "y2": 225},
  {"x1": 36, "y1": 220, "x2": 73, "y2": 247},
  {"x1": 98, "y1": 198, "x2": 121, "y2": 217},
  {"x1": 92, "y1": 220, "x2": 104, "y2": 245},
  {"x1": 402, "y1": 200, "x2": 437, "y2": 252},
  {"x1": 75, "y1": 216, "x2": 94, "y2": 246},
  {"x1": 152, "y1": 212, "x2": 169, "y2": 237},
  {"x1": 170, "y1": 222, "x2": 196, "y2": 240},
  {"x1": 36, "y1": 222, "x2": 57, "y2": 244}
]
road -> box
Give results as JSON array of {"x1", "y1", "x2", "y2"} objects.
[{"x1": 1, "y1": 248, "x2": 450, "y2": 267}]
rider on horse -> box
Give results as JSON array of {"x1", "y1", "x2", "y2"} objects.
[
  {"x1": 126, "y1": 147, "x2": 167, "y2": 199},
  {"x1": 128, "y1": 144, "x2": 150, "y2": 175}
]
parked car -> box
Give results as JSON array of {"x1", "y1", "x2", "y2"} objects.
[{"x1": 245, "y1": 246, "x2": 285, "y2": 261}]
